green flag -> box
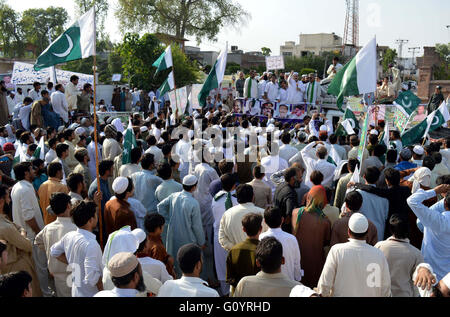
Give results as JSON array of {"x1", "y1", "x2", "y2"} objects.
[
  {"x1": 358, "y1": 112, "x2": 370, "y2": 162},
  {"x1": 401, "y1": 118, "x2": 429, "y2": 147},
  {"x1": 33, "y1": 137, "x2": 45, "y2": 160},
  {"x1": 327, "y1": 38, "x2": 377, "y2": 111},
  {"x1": 122, "y1": 118, "x2": 137, "y2": 165},
  {"x1": 199, "y1": 46, "x2": 228, "y2": 108},
  {"x1": 34, "y1": 7, "x2": 95, "y2": 71},
  {"x1": 153, "y1": 45, "x2": 173, "y2": 77},
  {"x1": 394, "y1": 90, "x2": 422, "y2": 116},
  {"x1": 428, "y1": 102, "x2": 450, "y2": 133},
  {"x1": 158, "y1": 71, "x2": 175, "y2": 96},
  {"x1": 335, "y1": 106, "x2": 360, "y2": 137}
]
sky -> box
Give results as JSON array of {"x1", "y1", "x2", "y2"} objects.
[{"x1": 8, "y1": 0, "x2": 450, "y2": 58}]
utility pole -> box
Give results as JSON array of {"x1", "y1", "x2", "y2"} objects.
[{"x1": 396, "y1": 39, "x2": 409, "y2": 82}]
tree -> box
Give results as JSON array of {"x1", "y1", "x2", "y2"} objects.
[
  {"x1": 21, "y1": 7, "x2": 68, "y2": 56},
  {"x1": 225, "y1": 62, "x2": 240, "y2": 75},
  {"x1": 261, "y1": 47, "x2": 271, "y2": 57},
  {"x1": 382, "y1": 48, "x2": 397, "y2": 72},
  {"x1": 115, "y1": 0, "x2": 250, "y2": 44},
  {"x1": 433, "y1": 43, "x2": 450, "y2": 80},
  {"x1": 0, "y1": 1, "x2": 25, "y2": 58},
  {"x1": 74, "y1": 0, "x2": 108, "y2": 38},
  {"x1": 116, "y1": 33, "x2": 200, "y2": 90}
]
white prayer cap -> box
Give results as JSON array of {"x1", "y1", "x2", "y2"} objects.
[
  {"x1": 112, "y1": 176, "x2": 129, "y2": 194},
  {"x1": 348, "y1": 213, "x2": 369, "y2": 234},
  {"x1": 131, "y1": 228, "x2": 146, "y2": 245},
  {"x1": 69, "y1": 123, "x2": 80, "y2": 130},
  {"x1": 293, "y1": 72, "x2": 299, "y2": 76},
  {"x1": 302, "y1": 74, "x2": 308, "y2": 78},
  {"x1": 81, "y1": 118, "x2": 88, "y2": 125},
  {"x1": 140, "y1": 126, "x2": 148, "y2": 133},
  {"x1": 183, "y1": 175, "x2": 198, "y2": 186},
  {"x1": 289, "y1": 285, "x2": 316, "y2": 297},
  {"x1": 319, "y1": 125, "x2": 328, "y2": 132},
  {"x1": 112, "y1": 118, "x2": 125, "y2": 133},
  {"x1": 100, "y1": 132, "x2": 105, "y2": 137},
  {"x1": 75, "y1": 127, "x2": 85, "y2": 136},
  {"x1": 413, "y1": 145, "x2": 424, "y2": 156},
  {"x1": 370, "y1": 129, "x2": 379, "y2": 136},
  {"x1": 57, "y1": 126, "x2": 65, "y2": 133},
  {"x1": 443, "y1": 272, "x2": 450, "y2": 289},
  {"x1": 102, "y1": 226, "x2": 141, "y2": 266}
]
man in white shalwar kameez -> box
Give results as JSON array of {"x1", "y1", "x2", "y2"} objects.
[
  {"x1": 287, "y1": 72, "x2": 306, "y2": 105},
  {"x1": 211, "y1": 174, "x2": 238, "y2": 296},
  {"x1": 193, "y1": 149, "x2": 220, "y2": 285}
]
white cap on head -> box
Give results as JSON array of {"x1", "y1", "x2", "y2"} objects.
[
  {"x1": 319, "y1": 125, "x2": 328, "y2": 132},
  {"x1": 112, "y1": 177, "x2": 129, "y2": 194},
  {"x1": 413, "y1": 145, "x2": 424, "y2": 156},
  {"x1": 140, "y1": 126, "x2": 148, "y2": 133},
  {"x1": 75, "y1": 127, "x2": 85, "y2": 136},
  {"x1": 131, "y1": 228, "x2": 146, "y2": 245},
  {"x1": 370, "y1": 129, "x2": 379, "y2": 136},
  {"x1": 183, "y1": 175, "x2": 198, "y2": 186},
  {"x1": 443, "y1": 272, "x2": 450, "y2": 289},
  {"x1": 348, "y1": 213, "x2": 369, "y2": 234},
  {"x1": 293, "y1": 72, "x2": 299, "y2": 76}
]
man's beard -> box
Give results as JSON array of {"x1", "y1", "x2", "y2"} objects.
[{"x1": 135, "y1": 273, "x2": 146, "y2": 292}]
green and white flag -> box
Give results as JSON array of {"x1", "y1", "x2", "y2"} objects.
[
  {"x1": 358, "y1": 112, "x2": 370, "y2": 163},
  {"x1": 328, "y1": 37, "x2": 377, "y2": 111},
  {"x1": 335, "y1": 106, "x2": 360, "y2": 136},
  {"x1": 198, "y1": 45, "x2": 228, "y2": 108},
  {"x1": 394, "y1": 90, "x2": 422, "y2": 116},
  {"x1": 34, "y1": 7, "x2": 95, "y2": 71},
  {"x1": 401, "y1": 118, "x2": 429, "y2": 147},
  {"x1": 153, "y1": 45, "x2": 173, "y2": 77},
  {"x1": 158, "y1": 71, "x2": 175, "y2": 96},
  {"x1": 13, "y1": 143, "x2": 27, "y2": 166},
  {"x1": 122, "y1": 118, "x2": 137, "y2": 165},
  {"x1": 426, "y1": 102, "x2": 450, "y2": 134},
  {"x1": 33, "y1": 137, "x2": 45, "y2": 160}
]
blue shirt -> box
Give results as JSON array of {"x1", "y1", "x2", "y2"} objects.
[
  {"x1": 157, "y1": 191, "x2": 205, "y2": 276},
  {"x1": 88, "y1": 178, "x2": 111, "y2": 212},
  {"x1": 33, "y1": 174, "x2": 48, "y2": 192},
  {"x1": 407, "y1": 189, "x2": 450, "y2": 281},
  {"x1": 357, "y1": 187, "x2": 390, "y2": 241},
  {"x1": 131, "y1": 170, "x2": 163, "y2": 214},
  {"x1": 394, "y1": 161, "x2": 417, "y2": 172}
]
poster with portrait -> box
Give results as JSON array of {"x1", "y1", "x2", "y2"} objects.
[
  {"x1": 410, "y1": 105, "x2": 427, "y2": 125},
  {"x1": 260, "y1": 101, "x2": 275, "y2": 117},
  {"x1": 168, "y1": 90, "x2": 177, "y2": 112},
  {"x1": 231, "y1": 98, "x2": 245, "y2": 114},
  {"x1": 347, "y1": 96, "x2": 365, "y2": 115},
  {"x1": 290, "y1": 104, "x2": 307, "y2": 120},
  {"x1": 274, "y1": 103, "x2": 291, "y2": 119},
  {"x1": 393, "y1": 105, "x2": 409, "y2": 132},
  {"x1": 176, "y1": 86, "x2": 188, "y2": 114},
  {"x1": 244, "y1": 99, "x2": 261, "y2": 116},
  {"x1": 368, "y1": 105, "x2": 386, "y2": 126},
  {"x1": 188, "y1": 84, "x2": 203, "y2": 110}
]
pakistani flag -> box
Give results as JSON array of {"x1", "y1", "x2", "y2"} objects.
[
  {"x1": 335, "y1": 106, "x2": 360, "y2": 136},
  {"x1": 122, "y1": 118, "x2": 137, "y2": 165},
  {"x1": 153, "y1": 45, "x2": 173, "y2": 77},
  {"x1": 327, "y1": 146, "x2": 342, "y2": 166},
  {"x1": 33, "y1": 137, "x2": 45, "y2": 160},
  {"x1": 394, "y1": 90, "x2": 422, "y2": 116},
  {"x1": 158, "y1": 71, "x2": 175, "y2": 96},
  {"x1": 328, "y1": 37, "x2": 377, "y2": 111},
  {"x1": 358, "y1": 112, "x2": 370, "y2": 162},
  {"x1": 34, "y1": 7, "x2": 95, "y2": 71},
  {"x1": 13, "y1": 143, "x2": 26, "y2": 166},
  {"x1": 401, "y1": 118, "x2": 428, "y2": 147},
  {"x1": 198, "y1": 46, "x2": 228, "y2": 108},
  {"x1": 427, "y1": 102, "x2": 450, "y2": 134}
]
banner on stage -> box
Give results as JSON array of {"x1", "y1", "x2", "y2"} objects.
[
  {"x1": 11, "y1": 61, "x2": 93, "y2": 89},
  {"x1": 189, "y1": 84, "x2": 203, "y2": 110},
  {"x1": 265, "y1": 56, "x2": 285, "y2": 70}
]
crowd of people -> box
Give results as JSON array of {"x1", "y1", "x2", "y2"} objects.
[{"x1": 0, "y1": 67, "x2": 449, "y2": 299}]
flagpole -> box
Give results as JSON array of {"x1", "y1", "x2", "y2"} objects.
[
  {"x1": 91, "y1": 5, "x2": 103, "y2": 249},
  {"x1": 170, "y1": 46, "x2": 180, "y2": 119}
]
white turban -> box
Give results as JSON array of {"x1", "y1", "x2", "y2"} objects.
[
  {"x1": 410, "y1": 167, "x2": 432, "y2": 194},
  {"x1": 102, "y1": 226, "x2": 146, "y2": 267},
  {"x1": 111, "y1": 118, "x2": 125, "y2": 133}
]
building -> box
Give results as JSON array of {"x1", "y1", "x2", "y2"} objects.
[
  {"x1": 185, "y1": 46, "x2": 265, "y2": 70},
  {"x1": 280, "y1": 33, "x2": 343, "y2": 57},
  {"x1": 154, "y1": 33, "x2": 189, "y2": 52},
  {"x1": 417, "y1": 46, "x2": 450, "y2": 102}
]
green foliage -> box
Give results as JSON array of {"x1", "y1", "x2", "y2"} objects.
[
  {"x1": 0, "y1": 0, "x2": 25, "y2": 58},
  {"x1": 261, "y1": 47, "x2": 272, "y2": 57},
  {"x1": 21, "y1": 7, "x2": 68, "y2": 57},
  {"x1": 226, "y1": 62, "x2": 241, "y2": 75},
  {"x1": 433, "y1": 43, "x2": 450, "y2": 80},
  {"x1": 116, "y1": 33, "x2": 200, "y2": 90},
  {"x1": 382, "y1": 48, "x2": 397, "y2": 72},
  {"x1": 300, "y1": 68, "x2": 316, "y2": 76},
  {"x1": 115, "y1": 0, "x2": 250, "y2": 44}
]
